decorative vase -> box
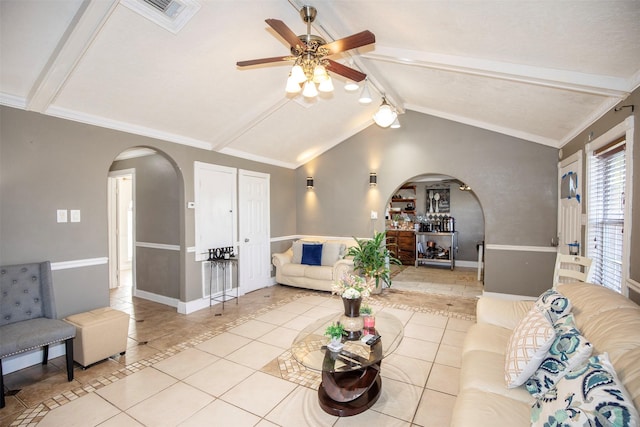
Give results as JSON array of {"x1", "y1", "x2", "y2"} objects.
[
  {"x1": 368, "y1": 276, "x2": 382, "y2": 295},
  {"x1": 327, "y1": 337, "x2": 344, "y2": 352},
  {"x1": 340, "y1": 297, "x2": 364, "y2": 340}
]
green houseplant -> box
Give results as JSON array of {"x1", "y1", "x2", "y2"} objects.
[
  {"x1": 324, "y1": 322, "x2": 345, "y2": 340},
  {"x1": 346, "y1": 231, "x2": 401, "y2": 292}
]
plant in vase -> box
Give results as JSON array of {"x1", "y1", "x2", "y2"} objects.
[
  {"x1": 331, "y1": 273, "x2": 372, "y2": 339},
  {"x1": 324, "y1": 322, "x2": 345, "y2": 351},
  {"x1": 360, "y1": 303, "x2": 376, "y2": 330},
  {"x1": 346, "y1": 230, "x2": 401, "y2": 294}
]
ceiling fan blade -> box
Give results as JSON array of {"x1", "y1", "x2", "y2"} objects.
[
  {"x1": 326, "y1": 60, "x2": 367, "y2": 82},
  {"x1": 236, "y1": 56, "x2": 292, "y2": 67},
  {"x1": 266, "y1": 18, "x2": 304, "y2": 49},
  {"x1": 323, "y1": 30, "x2": 375, "y2": 55}
]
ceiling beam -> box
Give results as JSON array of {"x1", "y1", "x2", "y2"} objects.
[
  {"x1": 363, "y1": 46, "x2": 631, "y2": 98},
  {"x1": 27, "y1": 0, "x2": 118, "y2": 112}
]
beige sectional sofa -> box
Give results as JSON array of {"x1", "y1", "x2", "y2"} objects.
[
  {"x1": 452, "y1": 282, "x2": 640, "y2": 426},
  {"x1": 272, "y1": 238, "x2": 356, "y2": 292}
]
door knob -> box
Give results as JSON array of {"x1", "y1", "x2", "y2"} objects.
[{"x1": 244, "y1": 238, "x2": 250, "y2": 242}]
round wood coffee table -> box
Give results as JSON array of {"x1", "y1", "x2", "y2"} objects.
[{"x1": 291, "y1": 311, "x2": 404, "y2": 416}]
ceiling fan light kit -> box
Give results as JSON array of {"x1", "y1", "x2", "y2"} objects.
[
  {"x1": 373, "y1": 97, "x2": 398, "y2": 128},
  {"x1": 237, "y1": 5, "x2": 401, "y2": 129}
]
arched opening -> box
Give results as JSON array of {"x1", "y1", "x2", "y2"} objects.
[
  {"x1": 108, "y1": 147, "x2": 185, "y2": 310},
  {"x1": 384, "y1": 173, "x2": 485, "y2": 294}
]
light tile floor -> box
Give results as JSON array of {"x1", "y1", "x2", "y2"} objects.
[{"x1": 2, "y1": 269, "x2": 479, "y2": 427}]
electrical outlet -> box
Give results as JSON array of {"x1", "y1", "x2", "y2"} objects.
[
  {"x1": 70, "y1": 210, "x2": 81, "y2": 222},
  {"x1": 57, "y1": 209, "x2": 68, "y2": 223}
]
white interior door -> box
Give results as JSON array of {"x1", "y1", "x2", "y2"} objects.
[
  {"x1": 239, "y1": 169, "x2": 271, "y2": 294},
  {"x1": 194, "y1": 162, "x2": 237, "y2": 261},
  {"x1": 108, "y1": 169, "x2": 135, "y2": 289},
  {"x1": 558, "y1": 151, "x2": 583, "y2": 254}
]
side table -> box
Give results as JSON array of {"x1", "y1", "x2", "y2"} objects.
[
  {"x1": 207, "y1": 257, "x2": 238, "y2": 309},
  {"x1": 291, "y1": 311, "x2": 404, "y2": 416}
]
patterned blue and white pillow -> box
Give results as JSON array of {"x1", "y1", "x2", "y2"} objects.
[
  {"x1": 525, "y1": 314, "x2": 593, "y2": 398},
  {"x1": 535, "y1": 289, "x2": 572, "y2": 323},
  {"x1": 531, "y1": 353, "x2": 640, "y2": 427}
]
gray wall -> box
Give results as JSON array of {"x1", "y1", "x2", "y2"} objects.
[
  {"x1": 296, "y1": 111, "x2": 559, "y2": 296},
  {"x1": 0, "y1": 106, "x2": 296, "y2": 316},
  {"x1": 561, "y1": 86, "x2": 640, "y2": 304}
]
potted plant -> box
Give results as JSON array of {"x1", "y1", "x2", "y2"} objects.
[
  {"x1": 346, "y1": 231, "x2": 401, "y2": 293},
  {"x1": 324, "y1": 322, "x2": 345, "y2": 351}
]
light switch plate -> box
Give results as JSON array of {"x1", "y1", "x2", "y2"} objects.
[
  {"x1": 57, "y1": 209, "x2": 68, "y2": 223},
  {"x1": 370, "y1": 210, "x2": 378, "y2": 219},
  {"x1": 70, "y1": 210, "x2": 81, "y2": 222}
]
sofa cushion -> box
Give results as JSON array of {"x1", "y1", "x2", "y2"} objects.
[
  {"x1": 281, "y1": 263, "x2": 308, "y2": 277},
  {"x1": 531, "y1": 353, "x2": 640, "y2": 426},
  {"x1": 452, "y1": 389, "x2": 532, "y2": 427},
  {"x1": 301, "y1": 243, "x2": 323, "y2": 266},
  {"x1": 461, "y1": 350, "x2": 535, "y2": 404},
  {"x1": 321, "y1": 242, "x2": 346, "y2": 267},
  {"x1": 525, "y1": 313, "x2": 593, "y2": 398},
  {"x1": 461, "y1": 323, "x2": 512, "y2": 357},
  {"x1": 505, "y1": 306, "x2": 556, "y2": 388},
  {"x1": 535, "y1": 288, "x2": 572, "y2": 323},
  {"x1": 304, "y1": 265, "x2": 333, "y2": 281}
]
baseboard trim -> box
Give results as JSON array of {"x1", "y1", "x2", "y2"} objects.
[
  {"x1": 134, "y1": 289, "x2": 179, "y2": 308},
  {"x1": 2, "y1": 344, "x2": 65, "y2": 375}
]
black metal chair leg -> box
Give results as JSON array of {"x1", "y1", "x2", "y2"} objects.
[
  {"x1": 65, "y1": 339, "x2": 74, "y2": 382},
  {"x1": 42, "y1": 344, "x2": 49, "y2": 365}
]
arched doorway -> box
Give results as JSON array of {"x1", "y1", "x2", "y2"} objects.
[
  {"x1": 385, "y1": 174, "x2": 485, "y2": 291},
  {"x1": 108, "y1": 147, "x2": 184, "y2": 309}
]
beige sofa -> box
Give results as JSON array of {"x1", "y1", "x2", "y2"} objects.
[
  {"x1": 272, "y1": 238, "x2": 356, "y2": 292},
  {"x1": 452, "y1": 282, "x2": 640, "y2": 426}
]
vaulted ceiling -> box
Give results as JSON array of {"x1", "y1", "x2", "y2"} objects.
[{"x1": 1, "y1": 0, "x2": 639, "y2": 168}]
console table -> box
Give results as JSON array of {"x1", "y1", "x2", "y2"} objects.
[
  {"x1": 291, "y1": 311, "x2": 404, "y2": 416},
  {"x1": 206, "y1": 257, "x2": 238, "y2": 309}
]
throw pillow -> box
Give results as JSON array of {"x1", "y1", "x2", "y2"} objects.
[
  {"x1": 301, "y1": 243, "x2": 323, "y2": 266},
  {"x1": 535, "y1": 288, "x2": 572, "y2": 323},
  {"x1": 505, "y1": 306, "x2": 556, "y2": 388},
  {"x1": 292, "y1": 240, "x2": 320, "y2": 264},
  {"x1": 321, "y1": 242, "x2": 346, "y2": 266},
  {"x1": 531, "y1": 353, "x2": 640, "y2": 426},
  {"x1": 525, "y1": 313, "x2": 593, "y2": 398}
]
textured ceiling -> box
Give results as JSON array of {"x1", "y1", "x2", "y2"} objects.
[{"x1": 1, "y1": 0, "x2": 639, "y2": 168}]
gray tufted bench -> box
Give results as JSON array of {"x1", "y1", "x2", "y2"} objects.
[{"x1": 0, "y1": 261, "x2": 76, "y2": 408}]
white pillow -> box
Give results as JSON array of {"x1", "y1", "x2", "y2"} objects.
[
  {"x1": 321, "y1": 242, "x2": 346, "y2": 266},
  {"x1": 504, "y1": 306, "x2": 556, "y2": 388}
]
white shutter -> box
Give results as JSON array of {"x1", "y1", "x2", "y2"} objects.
[{"x1": 587, "y1": 138, "x2": 626, "y2": 293}]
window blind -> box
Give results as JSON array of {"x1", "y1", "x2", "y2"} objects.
[{"x1": 587, "y1": 137, "x2": 626, "y2": 293}]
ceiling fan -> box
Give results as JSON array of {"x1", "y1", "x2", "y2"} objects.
[{"x1": 236, "y1": 5, "x2": 375, "y2": 97}]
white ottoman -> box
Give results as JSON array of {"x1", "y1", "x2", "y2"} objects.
[{"x1": 64, "y1": 307, "x2": 129, "y2": 367}]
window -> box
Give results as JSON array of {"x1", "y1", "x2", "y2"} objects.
[
  {"x1": 585, "y1": 116, "x2": 634, "y2": 295},
  {"x1": 587, "y1": 137, "x2": 625, "y2": 293}
]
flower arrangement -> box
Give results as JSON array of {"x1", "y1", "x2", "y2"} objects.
[{"x1": 331, "y1": 273, "x2": 373, "y2": 299}]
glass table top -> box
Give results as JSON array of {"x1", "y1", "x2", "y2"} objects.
[{"x1": 291, "y1": 311, "x2": 404, "y2": 373}]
